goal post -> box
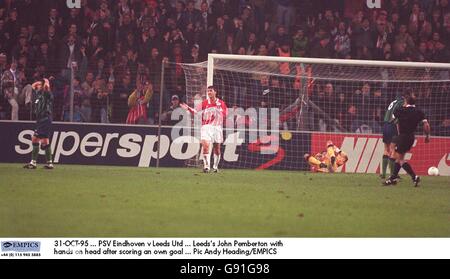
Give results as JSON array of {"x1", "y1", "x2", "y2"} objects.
[
  {"x1": 179, "y1": 54, "x2": 450, "y2": 175},
  {"x1": 207, "y1": 53, "x2": 450, "y2": 68}
]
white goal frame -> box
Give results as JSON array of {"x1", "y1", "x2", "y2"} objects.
[{"x1": 206, "y1": 54, "x2": 450, "y2": 86}]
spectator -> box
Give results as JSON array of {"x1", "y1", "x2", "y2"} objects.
[
  {"x1": 118, "y1": 12, "x2": 137, "y2": 44},
  {"x1": 371, "y1": 88, "x2": 386, "y2": 129},
  {"x1": 353, "y1": 82, "x2": 372, "y2": 121},
  {"x1": 334, "y1": 22, "x2": 351, "y2": 58},
  {"x1": 62, "y1": 76, "x2": 83, "y2": 122},
  {"x1": 417, "y1": 41, "x2": 432, "y2": 61},
  {"x1": 244, "y1": 32, "x2": 258, "y2": 55},
  {"x1": 79, "y1": 74, "x2": 92, "y2": 122},
  {"x1": 310, "y1": 27, "x2": 333, "y2": 58},
  {"x1": 112, "y1": 74, "x2": 133, "y2": 123},
  {"x1": 274, "y1": 0, "x2": 295, "y2": 32},
  {"x1": 186, "y1": 44, "x2": 201, "y2": 63},
  {"x1": 0, "y1": 0, "x2": 447, "y2": 128},
  {"x1": 126, "y1": 78, "x2": 153, "y2": 124},
  {"x1": 58, "y1": 34, "x2": 83, "y2": 81},
  {"x1": 45, "y1": 25, "x2": 60, "y2": 62},
  {"x1": 273, "y1": 25, "x2": 289, "y2": 46},
  {"x1": 221, "y1": 33, "x2": 238, "y2": 54},
  {"x1": 90, "y1": 78, "x2": 109, "y2": 123},
  {"x1": 1, "y1": 59, "x2": 20, "y2": 120},
  {"x1": 292, "y1": 29, "x2": 308, "y2": 57},
  {"x1": 86, "y1": 34, "x2": 105, "y2": 66},
  {"x1": 160, "y1": 94, "x2": 181, "y2": 125},
  {"x1": 4, "y1": 9, "x2": 19, "y2": 44},
  {"x1": 35, "y1": 41, "x2": 57, "y2": 77},
  {"x1": 354, "y1": 17, "x2": 374, "y2": 59},
  {"x1": 395, "y1": 24, "x2": 415, "y2": 52},
  {"x1": 252, "y1": 74, "x2": 270, "y2": 108},
  {"x1": 311, "y1": 83, "x2": 337, "y2": 131},
  {"x1": 184, "y1": 1, "x2": 201, "y2": 28},
  {"x1": 199, "y1": 1, "x2": 214, "y2": 32},
  {"x1": 335, "y1": 89, "x2": 349, "y2": 129},
  {"x1": 0, "y1": 53, "x2": 7, "y2": 119},
  {"x1": 43, "y1": 7, "x2": 64, "y2": 35},
  {"x1": 277, "y1": 40, "x2": 291, "y2": 74}
]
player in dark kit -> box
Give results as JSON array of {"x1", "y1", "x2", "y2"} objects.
[
  {"x1": 23, "y1": 78, "x2": 54, "y2": 169},
  {"x1": 384, "y1": 95, "x2": 430, "y2": 186},
  {"x1": 380, "y1": 90, "x2": 409, "y2": 179}
]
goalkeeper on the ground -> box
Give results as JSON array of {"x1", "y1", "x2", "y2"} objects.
[{"x1": 304, "y1": 141, "x2": 348, "y2": 173}]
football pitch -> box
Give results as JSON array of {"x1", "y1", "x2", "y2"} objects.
[{"x1": 0, "y1": 163, "x2": 449, "y2": 237}]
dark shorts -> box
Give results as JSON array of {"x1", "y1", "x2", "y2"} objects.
[
  {"x1": 382, "y1": 122, "x2": 398, "y2": 144},
  {"x1": 395, "y1": 133, "x2": 415, "y2": 154},
  {"x1": 34, "y1": 116, "x2": 52, "y2": 139}
]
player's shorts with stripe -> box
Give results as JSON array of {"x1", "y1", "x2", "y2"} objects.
[
  {"x1": 395, "y1": 133, "x2": 415, "y2": 154},
  {"x1": 201, "y1": 124, "x2": 223, "y2": 143},
  {"x1": 34, "y1": 116, "x2": 52, "y2": 138},
  {"x1": 382, "y1": 122, "x2": 398, "y2": 144}
]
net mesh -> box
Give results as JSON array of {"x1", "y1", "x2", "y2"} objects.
[{"x1": 178, "y1": 57, "x2": 450, "y2": 175}]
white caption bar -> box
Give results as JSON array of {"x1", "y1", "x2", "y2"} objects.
[{"x1": 1, "y1": 238, "x2": 449, "y2": 259}]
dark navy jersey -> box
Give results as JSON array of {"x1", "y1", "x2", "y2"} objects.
[
  {"x1": 33, "y1": 89, "x2": 53, "y2": 120},
  {"x1": 394, "y1": 105, "x2": 426, "y2": 135}
]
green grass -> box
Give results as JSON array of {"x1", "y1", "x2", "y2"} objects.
[{"x1": 0, "y1": 163, "x2": 449, "y2": 237}]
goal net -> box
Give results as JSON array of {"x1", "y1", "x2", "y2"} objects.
[{"x1": 178, "y1": 55, "x2": 450, "y2": 175}]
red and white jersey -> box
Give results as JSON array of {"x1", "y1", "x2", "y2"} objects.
[{"x1": 188, "y1": 98, "x2": 228, "y2": 126}]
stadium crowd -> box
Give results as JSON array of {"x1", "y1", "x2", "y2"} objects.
[{"x1": 0, "y1": 0, "x2": 449, "y2": 134}]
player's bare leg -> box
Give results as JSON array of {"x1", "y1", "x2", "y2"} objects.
[
  {"x1": 201, "y1": 140, "x2": 211, "y2": 172},
  {"x1": 212, "y1": 143, "x2": 221, "y2": 173}
]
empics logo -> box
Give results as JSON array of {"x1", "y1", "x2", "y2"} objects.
[
  {"x1": 2, "y1": 242, "x2": 13, "y2": 249},
  {"x1": 66, "y1": 0, "x2": 81, "y2": 8},
  {"x1": 1, "y1": 241, "x2": 41, "y2": 252}
]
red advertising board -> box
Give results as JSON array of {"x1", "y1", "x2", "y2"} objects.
[{"x1": 311, "y1": 133, "x2": 450, "y2": 176}]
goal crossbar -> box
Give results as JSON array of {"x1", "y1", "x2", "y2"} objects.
[
  {"x1": 208, "y1": 54, "x2": 450, "y2": 69},
  {"x1": 206, "y1": 54, "x2": 450, "y2": 86}
]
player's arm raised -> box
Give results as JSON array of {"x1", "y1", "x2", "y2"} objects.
[
  {"x1": 43, "y1": 78, "x2": 51, "y2": 93},
  {"x1": 180, "y1": 103, "x2": 197, "y2": 114},
  {"x1": 180, "y1": 100, "x2": 203, "y2": 114},
  {"x1": 31, "y1": 81, "x2": 42, "y2": 90}
]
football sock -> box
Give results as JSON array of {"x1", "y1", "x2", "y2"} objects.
[
  {"x1": 31, "y1": 143, "x2": 39, "y2": 162},
  {"x1": 401, "y1": 162, "x2": 416, "y2": 179},
  {"x1": 203, "y1": 153, "x2": 210, "y2": 169},
  {"x1": 381, "y1": 155, "x2": 389, "y2": 177},
  {"x1": 43, "y1": 145, "x2": 52, "y2": 163},
  {"x1": 391, "y1": 162, "x2": 401, "y2": 178},
  {"x1": 213, "y1": 154, "x2": 220, "y2": 169},
  {"x1": 388, "y1": 157, "x2": 395, "y2": 175}
]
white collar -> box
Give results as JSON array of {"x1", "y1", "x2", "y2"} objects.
[
  {"x1": 406, "y1": 105, "x2": 416, "y2": 107},
  {"x1": 208, "y1": 98, "x2": 219, "y2": 105}
]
